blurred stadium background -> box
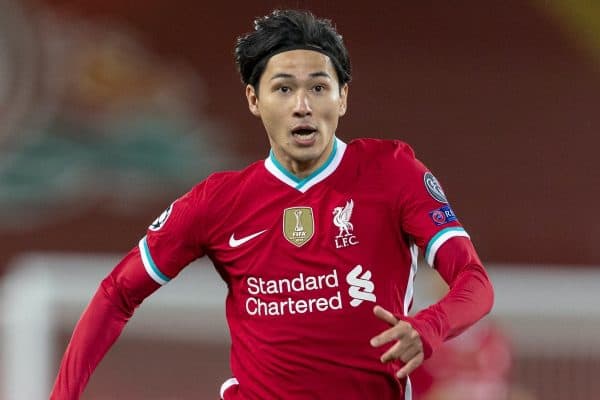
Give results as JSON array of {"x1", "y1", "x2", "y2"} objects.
[{"x1": 1, "y1": 0, "x2": 599, "y2": 399}]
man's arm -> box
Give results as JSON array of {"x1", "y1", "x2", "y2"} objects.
[
  {"x1": 50, "y1": 247, "x2": 161, "y2": 399},
  {"x1": 370, "y1": 236, "x2": 494, "y2": 378},
  {"x1": 50, "y1": 181, "x2": 211, "y2": 399},
  {"x1": 405, "y1": 236, "x2": 494, "y2": 354}
]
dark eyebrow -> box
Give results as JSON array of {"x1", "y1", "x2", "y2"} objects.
[
  {"x1": 309, "y1": 71, "x2": 332, "y2": 79},
  {"x1": 269, "y1": 71, "x2": 332, "y2": 81},
  {"x1": 270, "y1": 73, "x2": 294, "y2": 81}
]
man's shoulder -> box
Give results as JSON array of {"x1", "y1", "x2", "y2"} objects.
[
  {"x1": 340, "y1": 138, "x2": 428, "y2": 193},
  {"x1": 195, "y1": 160, "x2": 265, "y2": 189},
  {"x1": 346, "y1": 137, "x2": 417, "y2": 164},
  {"x1": 178, "y1": 161, "x2": 266, "y2": 208}
]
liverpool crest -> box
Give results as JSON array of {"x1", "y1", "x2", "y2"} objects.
[
  {"x1": 333, "y1": 199, "x2": 359, "y2": 248},
  {"x1": 283, "y1": 207, "x2": 314, "y2": 247}
]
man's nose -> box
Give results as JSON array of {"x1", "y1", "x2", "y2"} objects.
[{"x1": 293, "y1": 91, "x2": 312, "y2": 117}]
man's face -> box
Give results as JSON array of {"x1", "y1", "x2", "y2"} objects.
[{"x1": 246, "y1": 50, "x2": 348, "y2": 177}]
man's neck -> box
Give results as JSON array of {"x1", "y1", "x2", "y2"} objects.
[{"x1": 270, "y1": 139, "x2": 336, "y2": 180}]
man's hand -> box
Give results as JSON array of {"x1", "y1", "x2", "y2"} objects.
[{"x1": 370, "y1": 305, "x2": 425, "y2": 379}]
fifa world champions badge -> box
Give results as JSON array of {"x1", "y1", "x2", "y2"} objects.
[{"x1": 283, "y1": 207, "x2": 314, "y2": 247}]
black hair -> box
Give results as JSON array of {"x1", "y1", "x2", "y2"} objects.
[{"x1": 234, "y1": 9, "x2": 352, "y2": 90}]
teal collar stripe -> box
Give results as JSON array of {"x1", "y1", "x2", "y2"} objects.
[
  {"x1": 269, "y1": 138, "x2": 339, "y2": 190},
  {"x1": 141, "y1": 236, "x2": 171, "y2": 283}
]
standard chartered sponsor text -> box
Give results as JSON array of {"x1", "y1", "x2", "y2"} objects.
[{"x1": 245, "y1": 270, "x2": 342, "y2": 316}]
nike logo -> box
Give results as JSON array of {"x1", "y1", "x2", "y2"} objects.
[{"x1": 229, "y1": 229, "x2": 268, "y2": 247}]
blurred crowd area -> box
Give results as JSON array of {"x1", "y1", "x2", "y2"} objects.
[
  {"x1": 1, "y1": 0, "x2": 599, "y2": 266},
  {"x1": 1, "y1": 0, "x2": 599, "y2": 399},
  {"x1": 0, "y1": 0, "x2": 233, "y2": 230}
]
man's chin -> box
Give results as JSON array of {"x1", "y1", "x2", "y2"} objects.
[{"x1": 290, "y1": 148, "x2": 321, "y2": 163}]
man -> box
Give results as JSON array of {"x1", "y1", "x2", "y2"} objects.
[{"x1": 51, "y1": 9, "x2": 493, "y2": 400}]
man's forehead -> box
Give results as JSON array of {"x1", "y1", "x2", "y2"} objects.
[{"x1": 264, "y1": 49, "x2": 336, "y2": 78}]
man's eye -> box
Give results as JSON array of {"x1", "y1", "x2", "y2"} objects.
[
  {"x1": 278, "y1": 86, "x2": 290, "y2": 93},
  {"x1": 314, "y1": 85, "x2": 324, "y2": 92}
]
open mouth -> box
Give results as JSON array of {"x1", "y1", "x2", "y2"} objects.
[{"x1": 292, "y1": 126, "x2": 318, "y2": 141}]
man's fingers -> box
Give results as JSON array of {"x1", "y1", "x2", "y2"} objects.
[
  {"x1": 373, "y1": 305, "x2": 398, "y2": 326},
  {"x1": 370, "y1": 306, "x2": 401, "y2": 347},
  {"x1": 397, "y1": 342, "x2": 422, "y2": 363},
  {"x1": 379, "y1": 339, "x2": 421, "y2": 363},
  {"x1": 370, "y1": 323, "x2": 410, "y2": 347},
  {"x1": 370, "y1": 305, "x2": 425, "y2": 377},
  {"x1": 396, "y1": 353, "x2": 424, "y2": 379},
  {"x1": 379, "y1": 341, "x2": 401, "y2": 363}
]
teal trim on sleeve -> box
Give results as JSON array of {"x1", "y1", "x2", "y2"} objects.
[
  {"x1": 141, "y1": 236, "x2": 171, "y2": 283},
  {"x1": 425, "y1": 227, "x2": 467, "y2": 262}
]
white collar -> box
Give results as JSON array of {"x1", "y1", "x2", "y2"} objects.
[{"x1": 264, "y1": 137, "x2": 347, "y2": 193}]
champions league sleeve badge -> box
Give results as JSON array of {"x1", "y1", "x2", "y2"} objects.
[
  {"x1": 149, "y1": 202, "x2": 174, "y2": 231},
  {"x1": 429, "y1": 205, "x2": 457, "y2": 226},
  {"x1": 423, "y1": 172, "x2": 448, "y2": 203}
]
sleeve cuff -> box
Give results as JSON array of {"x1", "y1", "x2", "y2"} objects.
[{"x1": 396, "y1": 313, "x2": 447, "y2": 360}]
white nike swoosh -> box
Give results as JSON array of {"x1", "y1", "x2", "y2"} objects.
[{"x1": 229, "y1": 229, "x2": 268, "y2": 247}]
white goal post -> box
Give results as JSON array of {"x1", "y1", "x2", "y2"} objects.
[{"x1": 1, "y1": 253, "x2": 228, "y2": 400}]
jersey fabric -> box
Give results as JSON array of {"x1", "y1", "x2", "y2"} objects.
[{"x1": 50, "y1": 138, "x2": 494, "y2": 400}]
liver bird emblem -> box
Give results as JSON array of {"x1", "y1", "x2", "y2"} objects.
[{"x1": 333, "y1": 199, "x2": 354, "y2": 238}]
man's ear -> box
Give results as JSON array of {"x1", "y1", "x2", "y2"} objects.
[
  {"x1": 246, "y1": 84, "x2": 261, "y2": 117},
  {"x1": 339, "y1": 83, "x2": 349, "y2": 116}
]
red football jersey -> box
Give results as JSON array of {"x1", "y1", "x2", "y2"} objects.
[
  {"x1": 51, "y1": 137, "x2": 492, "y2": 400},
  {"x1": 140, "y1": 138, "x2": 469, "y2": 399}
]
